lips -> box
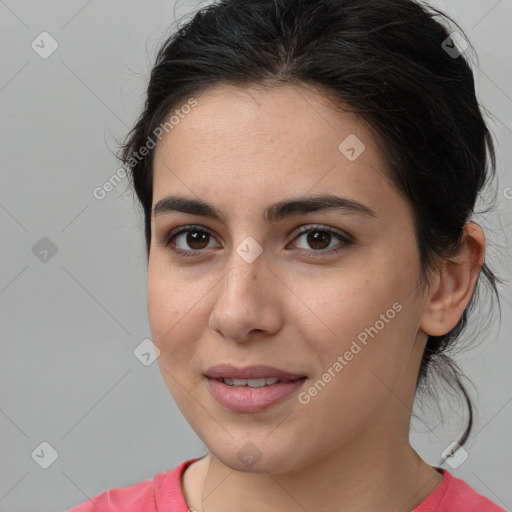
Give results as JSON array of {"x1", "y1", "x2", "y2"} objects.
[
  {"x1": 204, "y1": 364, "x2": 306, "y2": 382},
  {"x1": 204, "y1": 365, "x2": 307, "y2": 412}
]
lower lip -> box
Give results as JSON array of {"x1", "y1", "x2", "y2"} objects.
[{"x1": 206, "y1": 377, "x2": 306, "y2": 413}]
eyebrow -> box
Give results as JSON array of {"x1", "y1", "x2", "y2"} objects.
[{"x1": 153, "y1": 194, "x2": 377, "y2": 223}]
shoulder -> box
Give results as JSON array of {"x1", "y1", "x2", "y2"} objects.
[
  {"x1": 414, "y1": 468, "x2": 507, "y2": 512},
  {"x1": 65, "y1": 459, "x2": 200, "y2": 512},
  {"x1": 65, "y1": 476, "x2": 156, "y2": 512}
]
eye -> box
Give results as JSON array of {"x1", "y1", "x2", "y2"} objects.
[
  {"x1": 159, "y1": 224, "x2": 219, "y2": 258},
  {"x1": 159, "y1": 224, "x2": 353, "y2": 258},
  {"x1": 289, "y1": 224, "x2": 353, "y2": 257}
]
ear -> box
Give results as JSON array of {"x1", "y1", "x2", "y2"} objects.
[{"x1": 419, "y1": 222, "x2": 485, "y2": 337}]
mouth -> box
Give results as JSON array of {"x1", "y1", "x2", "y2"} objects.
[
  {"x1": 218, "y1": 376, "x2": 305, "y2": 387},
  {"x1": 204, "y1": 364, "x2": 307, "y2": 384},
  {"x1": 204, "y1": 365, "x2": 307, "y2": 412}
]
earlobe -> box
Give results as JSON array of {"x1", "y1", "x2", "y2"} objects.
[{"x1": 419, "y1": 222, "x2": 485, "y2": 337}]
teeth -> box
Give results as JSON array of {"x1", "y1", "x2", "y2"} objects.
[{"x1": 222, "y1": 377, "x2": 280, "y2": 387}]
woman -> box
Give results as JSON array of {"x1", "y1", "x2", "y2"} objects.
[{"x1": 68, "y1": 0, "x2": 505, "y2": 510}]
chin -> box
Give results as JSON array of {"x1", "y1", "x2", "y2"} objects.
[{"x1": 207, "y1": 437, "x2": 310, "y2": 475}]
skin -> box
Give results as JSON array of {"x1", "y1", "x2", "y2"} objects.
[{"x1": 147, "y1": 83, "x2": 485, "y2": 512}]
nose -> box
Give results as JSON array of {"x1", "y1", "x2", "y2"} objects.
[{"x1": 208, "y1": 250, "x2": 283, "y2": 344}]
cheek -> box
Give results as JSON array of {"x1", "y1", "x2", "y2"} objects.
[
  {"x1": 147, "y1": 256, "x2": 217, "y2": 371},
  {"x1": 147, "y1": 265, "x2": 204, "y2": 407},
  {"x1": 147, "y1": 259, "x2": 193, "y2": 353},
  {"x1": 300, "y1": 261, "x2": 420, "y2": 401},
  {"x1": 147, "y1": 274, "x2": 173, "y2": 347},
  {"x1": 301, "y1": 264, "x2": 406, "y2": 351}
]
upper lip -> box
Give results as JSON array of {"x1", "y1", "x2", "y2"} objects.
[{"x1": 204, "y1": 364, "x2": 306, "y2": 381}]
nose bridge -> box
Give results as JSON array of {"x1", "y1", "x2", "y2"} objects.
[
  {"x1": 219, "y1": 240, "x2": 266, "y2": 307},
  {"x1": 208, "y1": 239, "x2": 280, "y2": 341}
]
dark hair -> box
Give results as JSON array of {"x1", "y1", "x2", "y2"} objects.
[{"x1": 120, "y1": 0, "x2": 501, "y2": 450}]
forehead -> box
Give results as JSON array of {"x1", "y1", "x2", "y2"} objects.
[
  {"x1": 151, "y1": 83, "x2": 398, "y2": 219},
  {"x1": 155, "y1": 83, "x2": 372, "y2": 153}
]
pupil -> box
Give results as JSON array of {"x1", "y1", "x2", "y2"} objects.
[
  {"x1": 187, "y1": 230, "x2": 208, "y2": 249},
  {"x1": 308, "y1": 231, "x2": 330, "y2": 250}
]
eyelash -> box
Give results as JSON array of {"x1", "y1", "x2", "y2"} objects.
[{"x1": 159, "y1": 224, "x2": 354, "y2": 259}]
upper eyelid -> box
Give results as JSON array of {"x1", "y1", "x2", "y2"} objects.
[
  {"x1": 291, "y1": 224, "x2": 353, "y2": 243},
  {"x1": 163, "y1": 223, "x2": 353, "y2": 247}
]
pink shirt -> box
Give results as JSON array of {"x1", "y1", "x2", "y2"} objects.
[{"x1": 67, "y1": 458, "x2": 507, "y2": 511}]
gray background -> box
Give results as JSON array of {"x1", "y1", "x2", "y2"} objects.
[{"x1": 0, "y1": 1, "x2": 511, "y2": 511}]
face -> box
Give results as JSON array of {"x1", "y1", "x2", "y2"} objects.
[{"x1": 148, "y1": 84, "x2": 428, "y2": 474}]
